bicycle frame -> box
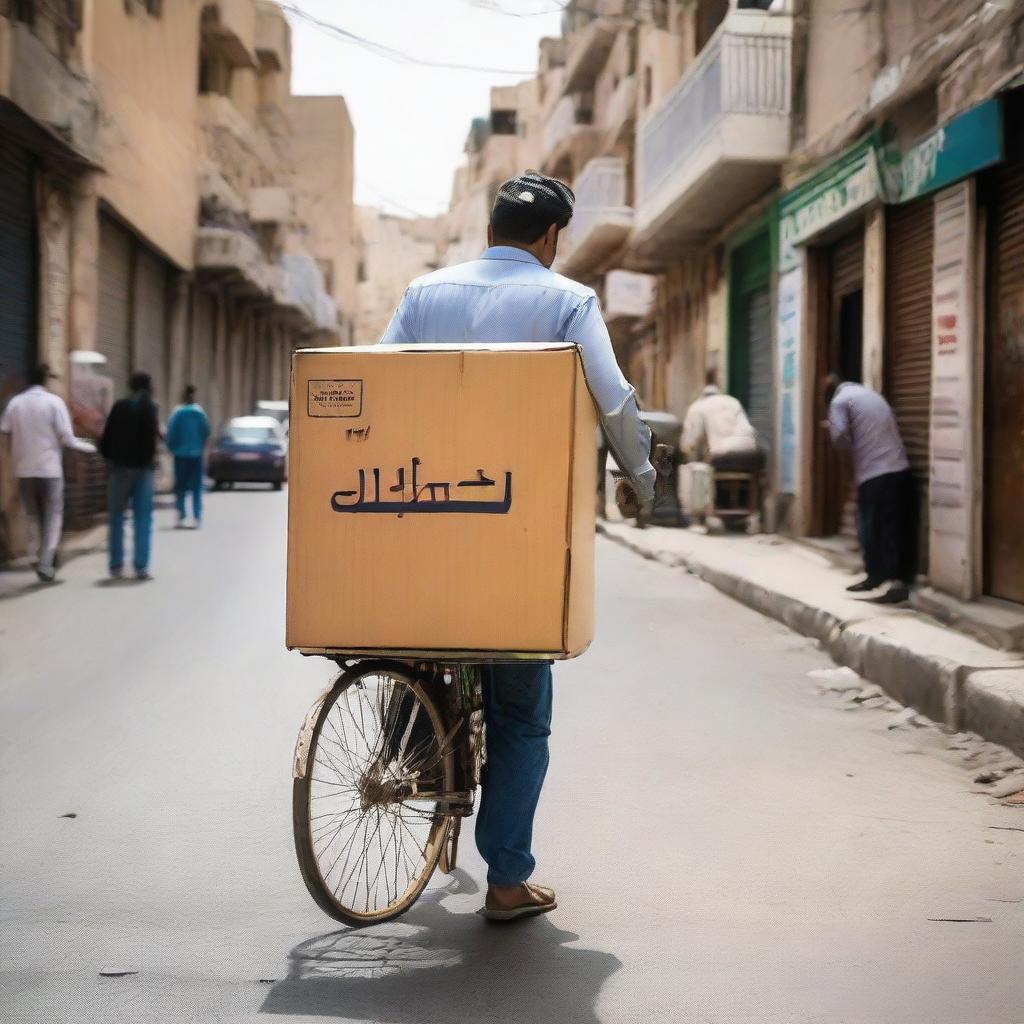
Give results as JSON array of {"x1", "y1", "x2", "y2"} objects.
[{"x1": 292, "y1": 657, "x2": 484, "y2": 819}]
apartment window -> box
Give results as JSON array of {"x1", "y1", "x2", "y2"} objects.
[
  {"x1": 643, "y1": 65, "x2": 653, "y2": 108},
  {"x1": 696, "y1": 0, "x2": 729, "y2": 52},
  {"x1": 123, "y1": 0, "x2": 163, "y2": 14},
  {"x1": 10, "y1": 0, "x2": 35, "y2": 23},
  {"x1": 491, "y1": 109, "x2": 517, "y2": 135},
  {"x1": 357, "y1": 261, "x2": 367, "y2": 284}
]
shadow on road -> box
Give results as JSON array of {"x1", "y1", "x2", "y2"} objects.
[{"x1": 261, "y1": 870, "x2": 620, "y2": 1023}]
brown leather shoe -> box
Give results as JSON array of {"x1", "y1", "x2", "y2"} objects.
[{"x1": 481, "y1": 882, "x2": 557, "y2": 922}]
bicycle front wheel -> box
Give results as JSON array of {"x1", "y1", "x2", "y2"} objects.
[{"x1": 293, "y1": 663, "x2": 454, "y2": 926}]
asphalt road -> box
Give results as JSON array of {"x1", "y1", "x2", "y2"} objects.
[{"x1": 1, "y1": 488, "x2": 1021, "y2": 1023}]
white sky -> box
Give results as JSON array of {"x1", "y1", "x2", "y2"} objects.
[{"x1": 284, "y1": 0, "x2": 564, "y2": 218}]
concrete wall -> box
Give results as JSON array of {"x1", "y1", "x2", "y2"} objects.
[
  {"x1": 91, "y1": 0, "x2": 202, "y2": 269},
  {"x1": 287, "y1": 96, "x2": 358, "y2": 334}
]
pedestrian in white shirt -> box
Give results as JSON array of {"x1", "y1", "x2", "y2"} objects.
[
  {"x1": 0, "y1": 365, "x2": 96, "y2": 582},
  {"x1": 682, "y1": 371, "x2": 763, "y2": 470}
]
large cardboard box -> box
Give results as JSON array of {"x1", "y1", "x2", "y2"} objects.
[{"x1": 286, "y1": 343, "x2": 597, "y2": 659}]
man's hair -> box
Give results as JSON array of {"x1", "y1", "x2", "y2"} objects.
[
  {"x1": 183, "y1": 385, "x2": 197, "y2": 403},
  {"x1": 823, "y1": 371, "x2": 843, "y2": 404},
  {"x1": 490, "y1": 171, "x2": 575, "y2": 244},
  {"x1": 705, "y1": 368, "x2": 718, "y2": 388},
  {"x1": 29, "y1": 364, "x2": 52, "y2": 387},
  {"x1": 130, "y1": 371, "x2": 152, "y2": 393}
]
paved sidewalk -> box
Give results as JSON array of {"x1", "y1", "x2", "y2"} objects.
[
  {"x1": 0, "y1": 523, "x2": 106, "y2": 601},
  {"x1": 599, "y1": 520, "x2": 1024, "y2": 758}
]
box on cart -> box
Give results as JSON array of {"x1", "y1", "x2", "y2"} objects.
[{"x1": 286, "y1": 343, "x2": 597, "y2": 659}]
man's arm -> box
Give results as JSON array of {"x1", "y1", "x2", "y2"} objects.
[
  {"x1": 380, "y1": 289, "x2": 414, "y2": 344},
  {"x1": 681, "y1": 402, "x2": 705, "y2": 461},
  {"x1": 564, "y1": 295, "x2": 655, "y2": 502},
  {"x1": 827, "y1": 394, "x2": 851, "y2": 449},
  {"x1": 53, "y1": 396, "x2": 96, "y2": 454}
]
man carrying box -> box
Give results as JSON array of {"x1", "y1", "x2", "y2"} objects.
[{"x1": 381, "y1": 171, "x2": 656, "y2": 921}]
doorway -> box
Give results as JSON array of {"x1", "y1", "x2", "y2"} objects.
[{"x1": 811, "y1": 227, "x2": 864, "y2": 539}]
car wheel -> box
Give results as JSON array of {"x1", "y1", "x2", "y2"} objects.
[
  {"x1": 211, "y1": 480, "x2": 224, "y2": 491},
  {"x1": 272, "y1": 481, "x2": 283, "y2": 491}
]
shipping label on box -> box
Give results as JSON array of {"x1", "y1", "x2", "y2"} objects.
[{"x1": 286, "y1": 344, "x2": 596, "y2": 659}]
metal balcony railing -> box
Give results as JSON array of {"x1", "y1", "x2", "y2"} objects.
[
  {"x1": 542, "y1": 95, "x2": 592, "y2": 162},
  {"x1": 639, "y1": 17, "x2": 791, "y2": 204},
  {"x1": 561, "y1": 156, "x2": 628, "y2": 250}
]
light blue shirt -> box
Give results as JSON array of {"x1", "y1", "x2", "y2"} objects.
[
  {"x1": 828, "y1": 383, "x2": 910, "y2": 485},
  {"x1": 380, "y1": 246, "x2": 655, "y2": 499}
]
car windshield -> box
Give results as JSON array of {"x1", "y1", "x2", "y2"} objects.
[{"x1": 225, "y1": 426, "x2": 277, "y2": 443}]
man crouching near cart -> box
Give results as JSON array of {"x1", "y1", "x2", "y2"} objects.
[{"x1": 380, "y1": 172, "x2": 655, "y2": 920}]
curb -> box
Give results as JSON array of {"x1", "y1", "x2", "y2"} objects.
[{"x1": 598, "y1": 522, "x2": 1024, "y2": 759}]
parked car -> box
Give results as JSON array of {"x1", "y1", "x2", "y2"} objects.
[
  {"x1": 255, "y1": 399, "x2": 289, "y2": 437},
  {"x1": 208, "y1": 416, "x2": 287, "y2": 490}
]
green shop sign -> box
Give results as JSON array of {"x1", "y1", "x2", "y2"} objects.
[
  {"x1": 777, "y1": 98, "x2": 1004, "y2": 272},
  {"x1": 778, "y1": 135, "x2": 881, "y2": 273},
  {"x1": 880, "y1": 97, "x2": 1003, "y2": 203}
]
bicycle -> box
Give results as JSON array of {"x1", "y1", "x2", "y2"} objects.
[{"x1": 292, "y1": 658, "x2": 484, "y2": 926}]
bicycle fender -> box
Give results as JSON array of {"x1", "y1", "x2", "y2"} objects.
[{"x1": 292, "y1": 682, "x2": 336, "y2": 780}]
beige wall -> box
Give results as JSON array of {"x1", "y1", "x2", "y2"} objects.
[
  {"x1": 91, "y1": 0, "x2": 202, "y2": 269},
  {"x1": 356, "y1": 207, "x2": 441, "y2": 343},
  {"x1": 287, "y1": 96, "x2": 358, "y2": 329},
  {"x1": 802, "y1": 0, "x2": 875, "y2": 151}
]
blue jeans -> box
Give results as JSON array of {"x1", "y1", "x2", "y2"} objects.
[
  {"x1": 475, "y1": 662, "x2": 553, "y2": 886},
  {"x1": 174, "y1": 456, "x2": 204, "y2": 522},
  {"x1": 108, "y1": 467, "x2": 154, "y2": 573}
]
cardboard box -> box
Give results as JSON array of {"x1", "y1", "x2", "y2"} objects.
[{"x1": 286, "y1": 343, "x2": 597, "y2": 659}]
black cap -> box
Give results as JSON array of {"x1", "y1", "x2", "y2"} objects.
[{"x1": 490, "y1": 171, "x2": 575, "y2": 244}]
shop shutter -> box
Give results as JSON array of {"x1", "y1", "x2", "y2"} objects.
[
  {"x1": 97, "y1": 215, "x2": 133, "y2": 396},
  {"x1": 985, "y1": 161, "x2": 1024, "y2": 603},
  {"x1": 745, "y1": 286, "x2": 773, "y2": 455},
  {"x1": 133, "y1": 244, "x2": 168, "y2": 410},
  {"x1": 885, "y1": 197, "x2": 933, "y2": 572},
  {"x1": 0, "y1": 140, "x2": 37, "y2": 403}
]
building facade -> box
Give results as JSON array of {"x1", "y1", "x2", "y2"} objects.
[
  {"x1": 0, "y1": 0, "x2": 356, "y2": 559},
  {"x1": 444, "y1": 0, "x2": 1024, "y2": 616}
]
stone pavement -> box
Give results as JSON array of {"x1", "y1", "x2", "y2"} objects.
[{"x1": 599, "y1": 519, "x2": 1024, "y2": 760}]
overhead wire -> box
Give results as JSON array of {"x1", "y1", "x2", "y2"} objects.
[{"x1": 275, "y1": 1, "x2": 539, "y2": 75}]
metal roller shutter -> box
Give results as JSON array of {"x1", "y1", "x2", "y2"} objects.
[
  {"x1": 985, "y1": 161, "x2": 1024, "y2": 603},
  {"x1": 885, "y1": 197, "x2": 933, "y2": 572},
  {"x1": 97, "y1": 215, "x2": 133, "y2": 396},
  {"x1": 133, "y1": 244, "x2": 168, "y2": 410},
  {"x1": 0, "y1": 141, "x2": 37, "y2": 404},
  {"x1": 746, "y1": 286, "x2": 773, "y2": 454}
]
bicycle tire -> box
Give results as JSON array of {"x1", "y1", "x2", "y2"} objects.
[{"x1": 293, "y1": 662, "x2": 454, "y2": 926}]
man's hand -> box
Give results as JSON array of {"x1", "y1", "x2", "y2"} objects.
[
  {"x1": 615, "y1": 479, "x2": 654, "y2": 520},
  {"x1": 615, "y1": 478, "x2": 640, "y2": 519},
  {"x1": 651, "y1": 443, "x2": 674, "y2": 477}
]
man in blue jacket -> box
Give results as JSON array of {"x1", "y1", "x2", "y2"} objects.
[{"x1": 165, "y1": 385, "x2": 211, "y2": 529}]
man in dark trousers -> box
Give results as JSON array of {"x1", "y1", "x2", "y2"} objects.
[
  {"x1": 99, "y1": 372, "x2": 160, "y2": 581},
  {"x1": 824, "y1": 373, "x2": 915, "y2": 603},
  {"x1": 381, "y1": 172, "x2": 654, "y2": 920}
]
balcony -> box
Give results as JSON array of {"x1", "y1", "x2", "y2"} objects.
[
  {"x1": 249, "y1": 185, "x2": 292, "y2": 224},
  {"x1": 201, "y1": 0, "x2": 257, "y2": 68},
  {"x1": 635, "y1": 11, "x2": 793, "y2": 261},
  {"x1": 542, "y1": 94, "x2": 600, "y2": 177},
  {"x1": 198, "y1": 93, "x2": 277, "y2": 179},
  {"x1": 557, "y1": 157, "x2": 632, "y2": 278},
  {"x1": 278, "y1": 252, "x2": 339, "y2": 334},
  {"x1": 602, "y1": 74, "x2": 637, "y2": 152},
  {"x1": 562, "y1": 17, "x2": 618, "y2": 95},
  {"x1": 0, "y1": 20, "x2": 101, "y2": 166},
  {"x1": 603, "y1": 269, "x2": 656, "y2": 327},
  {"x1": 254, "y1": 0, "x2": 289, "y2": 71},
  {"x1": 195, "y1": 226, "x2": 274, "y2": 296}
]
